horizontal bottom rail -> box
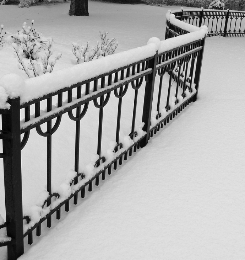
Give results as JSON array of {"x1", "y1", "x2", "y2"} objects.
[
  {"x1": 150, "y1": 93, "x2": 196, "y2": 137},
  {"x1": 23, "y1": 137, "x2": 145, "y2": 244}
]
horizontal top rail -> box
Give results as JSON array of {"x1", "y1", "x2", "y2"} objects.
[
  {"x1": 20, "y1": 68, "x2": 152, "y2": 133},
  {"x1": 169, "y1": 8, "x2": 245, "y2": 37}
]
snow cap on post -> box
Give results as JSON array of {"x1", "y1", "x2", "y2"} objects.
[
  {"x1": 147, "y1": 37, "x2": 160, "y2": 52},
  {"x1": 0, "y1": 73, "x2": 25, "y2": 99},
  {"x1": 200, "y1": 25, "x2": 208, "y2": 35}
]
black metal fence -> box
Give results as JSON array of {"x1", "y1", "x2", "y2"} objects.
[
  {"x1": 2, "y1": 7, "x2": 237, "y2": 260},
  {"x1": 170, "y1": 8, "x2": 245, "y2": 37}
]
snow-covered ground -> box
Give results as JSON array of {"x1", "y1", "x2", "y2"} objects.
[
  {"x1": 1, "y1": 1, "x2": 245, "y2": 260},
  {"x1": 0, "y1": 0, "x2": 176, "y2": 217}
]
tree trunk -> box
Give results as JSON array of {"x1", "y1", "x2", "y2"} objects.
[{"x1": 69, "y1": 0, "x2": 89, "y2": 16}]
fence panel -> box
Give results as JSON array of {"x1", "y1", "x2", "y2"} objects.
[
  {"x1": 175, "y1": 8, "x2": 245, "y2": 37},
  {"x1": 0, "y1": 8, "x2": 211, "y2": 260}
]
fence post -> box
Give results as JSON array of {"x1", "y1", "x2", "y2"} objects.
[
  {"x1": 140, "y1": 52, "x2": 158, "y2": 148},
  {"x1": 181, "y1": 7, "x2": 184, "y2": 21},
  {"x1": 2, "y1": 97, "x2": 24, "y2": 260},
  {"x1": 223, "y1": 9, "x2": 230, "y2": 37},
  {"x1": 165, "y1": 20, "x2": 170, "y2": 40},
  {"x1": 192, "y1": 37, "x2": 206, "y2": 102},
  {"x1": 199, "y1": 7, "x2": 204, "y2": 27}
]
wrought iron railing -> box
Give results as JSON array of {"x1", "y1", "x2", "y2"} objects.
[
  {"x1": 170, "y1": 8, "x2": 245, "y2": 37},
  {"x1": 0, "y1": 8, "x2": 211, "y2": 260}
]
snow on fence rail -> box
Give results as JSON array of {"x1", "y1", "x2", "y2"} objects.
[
  {"x1": 4, "y1": 7, "x2": 243, "y2": 260},
  {"x1": 168, "y1": 8, "x2": 245, "y2": 37}
]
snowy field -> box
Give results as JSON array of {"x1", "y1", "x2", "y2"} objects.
[{"x1": 1, "y1": 1, "x2": 245, "y2": 260}]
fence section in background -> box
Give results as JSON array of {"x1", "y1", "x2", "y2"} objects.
[{"x1": 171, "y1": 8, "x2": 245, "y2": 37}]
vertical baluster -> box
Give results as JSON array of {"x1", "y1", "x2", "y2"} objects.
[
  {"x1": 74, "y1": 86, "x2": 82, "y2": 205},
  {"x1": 56, "y1": 208, "x2": 61, "y2": 219},
  {"x1": 108, "y1": 164, "x2": 112, "y2": 175},
  {"x1": 86, "y1": 82, "x2": 90, "y2": 95},
  {"x1": 81, "y1": 186, "x2": 85, "y2": 198},
  {"x1": 114, "y1": 71, "x2": 118, "y2": 83},
  {"x1": 97, "y1": 96, "x2": 104, "y2": 158},
  {"x1": 94, "y1": 79, "x2": 98, "y2": 92},
  {"x1": 25, "y1": 106, "x2": 30, "y2": 122},
  {"x1": 242, "y1": 17, "x2": 245, "y2": 34},
  {"x1": 102, "y1": 169, "x2": 105, "y2": 180},
  {"x1": 199, "y1": 8, "x2": 204, "y2": 27},
  {"x1": 114, "y1": 159, "x2": 118, "y2": 170},
  {"x1": 233, "y1": 17, "x2": 237, "y2": 34},
  {"x1": 116, "y1": 87, "x2": 123, "y2": 144},
  {"x1": 108, "y1": 74, "x2": 112, "y2": 86},
  {"x1": 65, "y1": 201, "x2": 69, "y2": 212},
  {"x1": 35, "y1": 101, "x2": 40, "y2": 118},
  {"x1": 101, "y1": 76, "x2": 105, "y2": 89},
  {"x1": 188, "y1": 55, "x2": 196, "y2": 93},
  {"x1": 215, "y1": 16, "x2": 219, "y2": 35},
  {"x1": 124, "y1": 151, "x2": 128, "y2": 161},
  {"x1": 115, "y1": 72, "x2": 124, "y2": 159},
  {"x1": 47, "y1": 97, "x2": 52, "y2": 228},
  {"x1": 224, "y1": 9, "x2": 230, "y2": 37},
  {"x1": 181, "y1": 58, "x2": 190, "y2": 98},
  {"x1": 210, "y1": 17, "x2": 214, "y2": 34},
  {"x1": 95, "y1": 175, "x2": 100, "y2": 186},
  {"x1": 174, "y1": 62, "x2": 182, "y2": 104},
  {"x1": 238, "y1": 17, "x2": 242, "y2": 33},
  {"x1": 28, "y1": 232, "x2": 33, "y2": 245},
  {"x1": 156, "y1": 74, "x2": 163, "y2": 115},
  {"x1": 119, "y1": 156, "x2": 123, "y2": 165},
  {"x1": 165, "y1": 66, "x2": 173, "y2": 112},
  {"x1": 58, "y1": 93, "x2": 62, "y2": 107},
  {"x1": 36, "y1": 223, "x2": 41, "y2": 236},
  {"x1": 130, "y1": 87, "x2": 138, "y2": 139},
  {"x1": 88, "y1": 181, "x2": 93, "y2": 192},
  {"x1": 68, "y1": 89, "x2": 72, "y2": 103}
]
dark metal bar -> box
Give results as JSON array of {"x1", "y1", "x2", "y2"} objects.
[
  {"x1": 174, "y1": 64, "x2": 182, "y2": 104},
  {"x1": 36, "y1": 223, "x2": 41, "y2": 237},
  {"x1": 35, "y1": 101, "x2": 40, "y2": 118},
  {"x1": 130, "y1": 89, "x2": 138, "y2": 138},
  {"x1": 140, "y1": 52, "x2": 158, "y2": 147},
  {"x1": 58, "y1": 93, "x2": 63, "y2": 107},
  {"x1": 165, "y1": 69, "x2": 173, "y2": 111},
  {"x1": 193, "y1": 38, "x2": 206, "y2": 101},
  {"x1": 73, "y1": 86, "x2": 82, "y2": 205},
  {"x1": 74, "y1": 107, "x2": 81, "y2": 205},
  {"x1": 2, "y1": 98, "x2": 24, "y2": 260},
  {"x1": 156, "y1": 75, "x2": 163, "y2": 114},
  {"x1": 199, "y1": 8, "x2": 204, "y2": 27},
  {"x1": 47, "y1": 97, "x2": 52, "y2": 228},
  {"x1": 97, "y1": 97, "x2": 104, "y2": 157},
  {"x1": 181, "y1": 58, "x2": 190, "y2": 98},
  {"x1": 224, "y1": 9, "x2": 230, "y2": 37},
  {"x1": 25, "y1": 106, "x2": 30, "y2": 122},
  {"x1": 116, "y1": 90, "x2": 122, "y2": 144}
]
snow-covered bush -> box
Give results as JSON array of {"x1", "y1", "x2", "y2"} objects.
[
  {"x1": 72, "y1": 32, "x2": 118, "y2": 64},
  {"x1": 11, "y1": 21, "x2": 62, "y2": 78},
  {"x1": 18, "y1": 0, "x2": 34, "y2": 8},
  {"x1": 208, "y1": 0, "x2": 225, "y2": 9}
]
